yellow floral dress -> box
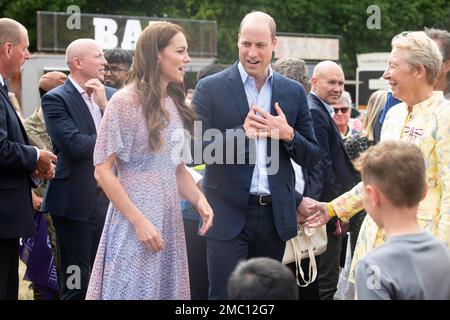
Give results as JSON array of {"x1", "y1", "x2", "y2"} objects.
[{"x1": 331, "y1": 92, "x2": 450, "y2": 282}]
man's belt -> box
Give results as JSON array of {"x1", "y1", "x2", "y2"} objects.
[{"x1": 248, "y1": 194, "x2": 272, "y2": 206}]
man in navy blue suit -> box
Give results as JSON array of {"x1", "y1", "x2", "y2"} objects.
[
  {"x1": 192, "y1": 11, "x2": 320, "y2": 299},
  {"x1": 0, "y1": 18, "x2": 57, "y2": 300},
  {"x1": 41, "y1": 39, "x2": 116, "y2": 300},
  {"x1": 307, "y1": 61, "x2": 359, "y2": 300}
]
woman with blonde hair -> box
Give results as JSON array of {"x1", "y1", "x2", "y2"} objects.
[
  {"x1": 86, "y1": 22, "x2": 213, "y2": 299},
  {"x1": 345, "y1": 89, "x2": 387, "y2": 161},
  {"x1": 362, "y1": 90, "x2": 388, "y2": 142},
  {"x1": 306, "y1": 31, "x2": 450, "y2": 290}
]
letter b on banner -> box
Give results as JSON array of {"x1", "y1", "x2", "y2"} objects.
[{"x1": 93, "y1": 18, "x2": 119, "y2": 49}]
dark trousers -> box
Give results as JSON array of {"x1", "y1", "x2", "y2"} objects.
[
  {"x1": 286, "y1": 254, "x2": 321, "y2": 300},
  {"x1": 51, "y1": 192, "x2": 108, "y2": 300},
  {"x1": 0, "y1": 238, "x2": 19, "y2": 300},
  {"x1": 318, "y1": 230, "x2": 343, "y2": 300},
  {"x1": 206, "y1": 202, "x2": 286, "y2": 300},
  {"x1": 183, "y1": 217, "x2": 208, "y2": 300}
]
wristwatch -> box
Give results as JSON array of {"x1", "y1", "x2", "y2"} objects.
[{"x1": 285, "y1": 129, "x2": 295, "y2": 148}]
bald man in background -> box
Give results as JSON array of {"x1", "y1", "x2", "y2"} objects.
[
  {"x1": 307, "y1": 61, "x2": 359, "y2": 300},
  {"x1": 41, "y1": 39, "x2": 116, "y2": 300}
]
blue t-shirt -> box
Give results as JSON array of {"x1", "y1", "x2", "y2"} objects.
[{"x1": 379, "y1": 92, "x2": 401, "y2": 125}]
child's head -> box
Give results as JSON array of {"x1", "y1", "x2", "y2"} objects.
[{"x1": 354, "y1": 140, "x2": 427, "y2": 227}]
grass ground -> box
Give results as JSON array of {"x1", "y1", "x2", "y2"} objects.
[{"x1": 18, "y1": 260, "x2": 34, "y2": 300}]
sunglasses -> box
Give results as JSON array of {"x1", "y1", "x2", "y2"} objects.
[{"x1": 333, "y1": 107, "x2": 349, "y2": 114}]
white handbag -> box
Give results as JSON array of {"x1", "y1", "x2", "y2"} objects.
[{"x1": 282, "y1": 224, "x2": 327, "y2": 287}]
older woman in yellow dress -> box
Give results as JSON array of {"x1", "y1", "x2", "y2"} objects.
[{"x1": 306, "y1": 31, "x2": 450, "y2": 283}]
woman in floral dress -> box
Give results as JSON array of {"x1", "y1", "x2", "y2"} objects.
[{"x1": 86, "y1": 22, "x2": 213, "y2": 300}]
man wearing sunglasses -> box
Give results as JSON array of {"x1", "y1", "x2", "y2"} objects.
[
  {"x1": 307, "y1": 60, "x2": 359, "y2": 300},
  {"x1": 333, "y1": 91, "x2": 363, "y2": 141},
  {"x1": 103, "y1": 48, "x2": 132, "y2": 89},
  {"x1": 332, "y1": 98, "x2": 354, "y2": 141}
]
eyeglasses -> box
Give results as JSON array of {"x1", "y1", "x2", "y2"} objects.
[
  {"x1": 104, "y1": 65, "x2": 129, "y2": 76},
  {"x1": 333, "y1": 107, "x2": 349, "y2": 114}
]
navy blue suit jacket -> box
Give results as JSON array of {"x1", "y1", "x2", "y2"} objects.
[
  {"x1": 41, "y1": 79, "x2": 116, "y2": 221},
  {"x1": 0, "y1": 84, "x2": 37, "y2": 238},
  {"x1": 192, "y1": 63, "x2": 319, "y2": 241},
  {"x1": 307, "y1": 93, "x2": 359, "y2": 202}
]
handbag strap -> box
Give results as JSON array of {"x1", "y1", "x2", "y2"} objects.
[{"x1": 291, "y1": 233, "x2": 318, "y2": 287}]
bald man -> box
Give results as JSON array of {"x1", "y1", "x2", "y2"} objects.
[
  {"x1": 307, "y1": 60, "x2": 359, "y2": 300},
  {"x1": 41, "y1": 39, "x2": 116, "y2": 300},
  {"x1": 192, "y1": 11, "x2": 319, "y2": 299},
  {"x1": 0, "y1": 18, "x2": 57, "y2": 300}
]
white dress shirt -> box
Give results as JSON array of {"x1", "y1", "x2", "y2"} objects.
[
  {"x1": 238, "y1": 62, "x2": 274, "y2": 195},
  {"x1": 68, "y1": 76, "x2": 103, "y2": 132}
]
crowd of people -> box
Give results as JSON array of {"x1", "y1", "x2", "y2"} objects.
[{"x1": 0, "y1": 10, "x2": 450, "y2": 301}]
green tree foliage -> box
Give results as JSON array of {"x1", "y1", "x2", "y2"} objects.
[{"x1": 1, "y1": 0, "x2": 449, "y2": 78}]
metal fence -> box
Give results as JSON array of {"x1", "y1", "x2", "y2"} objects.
[{"x1": 37, "y1": 11, "x2": 217, "y2": 58}]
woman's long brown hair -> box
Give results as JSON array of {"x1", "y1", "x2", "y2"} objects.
[{"x1": 128, "y1": 21, "x2": 196, "y2": 152}]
